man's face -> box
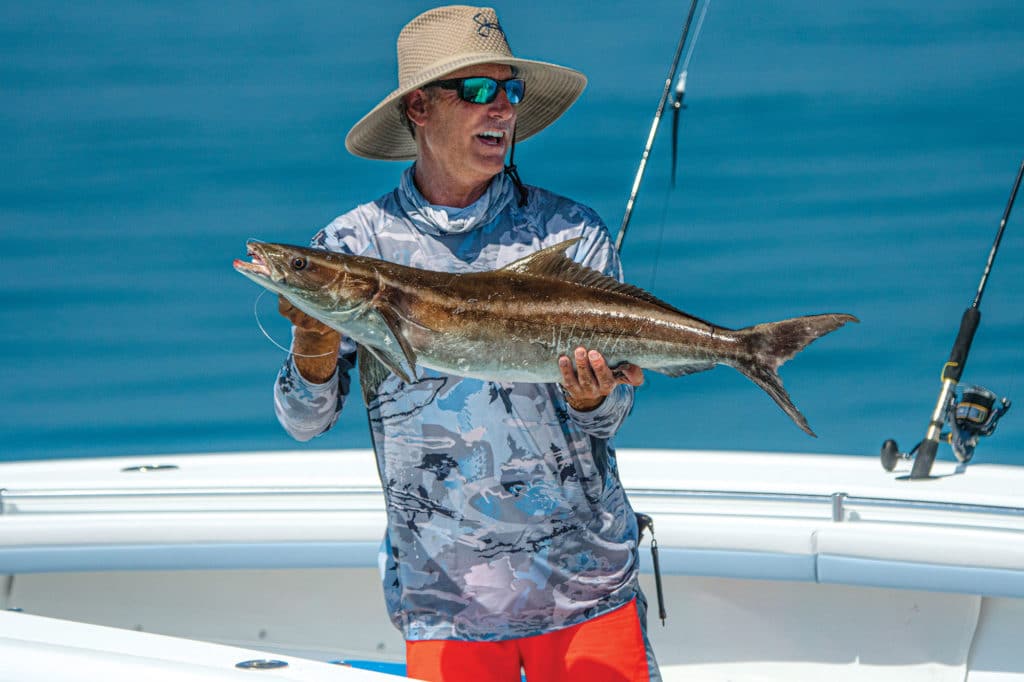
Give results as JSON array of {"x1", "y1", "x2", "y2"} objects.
[{"x1": 413, "y1": 63, "x2": 518, "y2": 189}]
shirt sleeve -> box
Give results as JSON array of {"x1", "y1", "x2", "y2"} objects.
[
  {"x1": 273, "y1": 335, "x2": 357, "y2": 442},
  {"x1": 565, "y1": 383, "x2": 634, "y2": 439},
  {"x1": 273, "y1": 219, "x2": 366, "y2": 442},
  {"x1": 563, "y1": 206, "x2": 637, "y2": 439}
]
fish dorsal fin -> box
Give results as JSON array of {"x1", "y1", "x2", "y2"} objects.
[
  {"x1": 501, "y1": 238, "x2": 695, "y2": 318},
  {"x1": 500, "y1": 238, "x2": 583, "y2": 277}
]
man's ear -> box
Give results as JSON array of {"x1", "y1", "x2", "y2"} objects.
[{"x1": 404, "y1": 90, "x2": 430, "y2": 128}]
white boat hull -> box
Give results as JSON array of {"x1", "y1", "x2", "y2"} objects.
[{"x1": 2, "y1": 449, "x2": 1022, "y2": 680}]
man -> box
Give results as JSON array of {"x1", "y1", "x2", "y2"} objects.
[{"x1": 274, "y1": 6, "x2": 659, "y2": 681}]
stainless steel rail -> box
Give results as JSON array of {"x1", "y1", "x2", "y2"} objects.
[
  {"x1": 0, "y1": 486, "x2": 385, "y2": 515},
  {"x1": 2, "y1": 485, "x2": 1021, "y2": 518},
  {"x1": 625, "y1": 488, "x2": 1024, "y2": 518},
  {"x1": 0, "y1": 486, "x2": 381, "y2": 500}
]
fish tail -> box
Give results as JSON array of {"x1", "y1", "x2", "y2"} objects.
[{"x1": 733, "y1": 313, "x2": 859, "y2": 437}]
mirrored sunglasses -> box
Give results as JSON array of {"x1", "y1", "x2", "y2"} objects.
[{"x1": 424, "y1": 77, "x2": 525, "y2": 105}]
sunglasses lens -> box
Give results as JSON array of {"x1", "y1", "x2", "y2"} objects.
[
  {"x1": 461, "y1": 77, "x2": 498, "y2": 104},
  {"x1": 454, "y1": 78, "x2": 524, "y2": 105},
  {"x1": 505, "y1": 79, "x2": 525, "y2": 104}
]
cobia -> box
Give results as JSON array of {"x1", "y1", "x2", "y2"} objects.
[{"x1": 234, "y1": 238, "x2": 857, "y2": 436}]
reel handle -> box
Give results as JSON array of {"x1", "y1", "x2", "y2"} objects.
[{"x1": 880, "y1": 439, "x2": 901, "y2": 472}]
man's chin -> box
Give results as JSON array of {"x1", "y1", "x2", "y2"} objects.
[{"x1": 473, "y1": 155, "x2": 508, "y2": 178}]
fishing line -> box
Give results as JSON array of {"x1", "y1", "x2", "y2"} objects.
[
  {"x1": 252, "y1": 290, "x2": 336, "y2": 358},
  {"x1": 648, "y1": 0, "x2": 712, "y2": 286},
  {"x1": 647, "y1": 176, "x2": 676, "y2": 290},
  {"x1": 615, "y1": 0, "x2": 701, "y2": 253},
  {"x1": 681, "y1": 0, "x2": 711, "y2": 73},
  {"x1": 668, "y1": 0, "x2": 710, "y2": 188}
]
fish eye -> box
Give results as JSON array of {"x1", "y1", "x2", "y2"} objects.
[{"x1": 291, "y1": 257, "x2": 307, "y2": 270}]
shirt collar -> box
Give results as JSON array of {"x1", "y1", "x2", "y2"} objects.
[{"x1": 397, "y1": 165, "x2": 515, "y2": 236}]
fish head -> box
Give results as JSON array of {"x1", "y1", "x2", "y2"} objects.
[{"x1": 234, "y1": 240, "x2": 379, "y2": 324}]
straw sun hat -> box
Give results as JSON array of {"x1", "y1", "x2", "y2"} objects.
[{"x1": 345, "y1": 5, "x2": 587, "y2": 161}]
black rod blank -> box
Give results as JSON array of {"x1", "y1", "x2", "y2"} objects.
[{"x1": 974, "y1": 160, "x2": 1024, "y2": 309}]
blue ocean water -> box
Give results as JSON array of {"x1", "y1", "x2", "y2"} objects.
[{"x1": 2, "y1": 1, "x2": 1022, "y2": 466}]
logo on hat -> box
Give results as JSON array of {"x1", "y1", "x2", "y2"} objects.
[{"x1": 473, "y1": 12, "x2": 504, "y2": 38}]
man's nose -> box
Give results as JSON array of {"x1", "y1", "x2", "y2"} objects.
[{"x1": 488, "y1": 88, "x2": 515, "y2": 119}]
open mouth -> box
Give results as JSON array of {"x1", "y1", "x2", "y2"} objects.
[
  {"x1": 476, "y1": 130, "x2": 505, "y2": 147},
  {"x1": 232, "y1": 244, "x2": 272, "y2": 278}
]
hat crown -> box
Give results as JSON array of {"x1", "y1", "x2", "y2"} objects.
[{"x1": 397, "y1": 6, "x2": 513, "y2": 87}]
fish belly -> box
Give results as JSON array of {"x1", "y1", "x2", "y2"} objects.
[{"x1": 406, "y1": 316, "x2": 724, "y2": 383}]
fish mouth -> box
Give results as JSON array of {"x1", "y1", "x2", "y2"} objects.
[{"x1": 233, "y1": 241, "x2": 278, "y2": 281}]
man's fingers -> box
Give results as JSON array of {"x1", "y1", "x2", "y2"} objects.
[
  {"x1": 278, "y1": 295, "x2": 333, "y2": 334},
  {"x1": 586, "y1": 350, "x2": 619, "y2": 392},
  {"x1": 612, "y1": 362, "x2": 645, "y2": 387},
  {"x1": 558, "y1": 355, "x2": 579, "y2": 390},
  {"x1": 278, "y1": 295, "x2": 306, "y2": 325},
  {"x1": 558, "y1": 349, "x2": 646, "y2": 412},
  {"x1": 574, "y1": 347, "x2": 597, "y2": 391}
]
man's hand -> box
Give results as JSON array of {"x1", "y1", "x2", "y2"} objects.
[
  {"x1": 558, "y1": 347, "x2": 644, "y2": 412},
  {"x1": 278, "y1": 295, "x2": 333, "y2": 335},
  {"x1": 278, "y1": 295, "x2": 341, "y2": 384}
]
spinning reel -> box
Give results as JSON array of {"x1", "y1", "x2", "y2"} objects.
[
  {"x1": 883, "y1": 161, "x2": 1022, "y2": 479},
  {"x1": 881, "y1": 384, "x2": 1011, "y2": 472}
]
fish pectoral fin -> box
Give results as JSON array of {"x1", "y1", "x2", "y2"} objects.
[
  {"x1": 355, "y1": 304, "x2": 420, "y2": 394},
  {"x1": 375, "y1": 305, "x2": 419, "y2": 373},
  {"x1": 652, "y1": 361, "x2": 715, "y2": 378},
  {"x1": 384, "y1": 304, "x2": 435, "y2": 334}
]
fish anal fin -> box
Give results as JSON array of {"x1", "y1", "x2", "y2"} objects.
[{"x1": 652, "y1": 361, "x2": 715, "y2": 378}]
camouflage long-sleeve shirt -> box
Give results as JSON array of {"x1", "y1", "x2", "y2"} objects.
[{"x1": 275, "y1": 166, "x2": 642, "y2": 641}]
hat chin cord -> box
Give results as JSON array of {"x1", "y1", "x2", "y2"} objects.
[{"x1": 503, "y1": 125, "x2": 528, "y2": 207}]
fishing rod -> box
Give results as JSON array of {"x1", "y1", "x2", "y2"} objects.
[
  {"x1": 670, "y1": 71, "x2": 687, "y2": 188},
  {"x1": 670, "y1": 0, "x2": 710, "y2": 187},
  {"x1": 615, "y1": 0, "x2": 701, "y2": 253},
  {"x1": 881, "y1": 159, "x2": 1023, "y2": 479}
]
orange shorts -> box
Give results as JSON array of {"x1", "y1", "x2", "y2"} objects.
[{"x1": 405, "y1": 599, "x2": 653, "y2": 682}]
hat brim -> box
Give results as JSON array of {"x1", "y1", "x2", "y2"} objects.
[{"x1": 345, "y1": 55, "x2": 587, "y2": 161}]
